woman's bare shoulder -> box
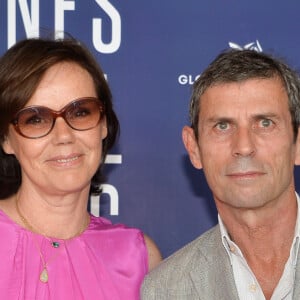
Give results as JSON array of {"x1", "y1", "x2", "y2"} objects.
[{"x1": 144, "y1": 233, "x2": 163, "y2": 271}]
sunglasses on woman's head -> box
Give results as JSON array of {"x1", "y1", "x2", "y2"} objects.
[{"x1": 11, "y1": 97, "x2": 104, "y2": 139}]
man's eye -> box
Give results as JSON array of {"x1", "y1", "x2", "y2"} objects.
[
  {"x1": 216, "y1": 122, "x2": 229, "y2": 130},
  {"x1": 260, "y1": 119, "x2": 273, "y2": 127}
]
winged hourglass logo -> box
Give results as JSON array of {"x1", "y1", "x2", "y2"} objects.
[{"x1": 228, "y1": 40, "x2": 263, "y2": 52}]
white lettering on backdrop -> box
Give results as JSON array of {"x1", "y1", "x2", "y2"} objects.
[{"x1": 7, "y1": 0, "x2": 121, "y2": 54}]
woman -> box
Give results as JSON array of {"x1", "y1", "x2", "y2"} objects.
[{"x1": 0, "y1": 38, "x2": 161, "y2": 299}]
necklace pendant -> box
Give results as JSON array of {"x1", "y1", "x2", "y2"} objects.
[
  {"x1": 51, "y1": 241, "x2": 60, "y2": 248},
  {"x1": 40, "y1": 268, "x2": 49, "y2": 283}
]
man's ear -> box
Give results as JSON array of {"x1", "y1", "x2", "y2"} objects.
[
  {"x1": 182, "y1": 126, "x2": 202, "y2": 169},
  {"x1": 294, "y1": 129, "x2": 300, "y2": 166}
]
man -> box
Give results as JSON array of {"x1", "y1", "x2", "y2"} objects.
[{"x1": 142, "y1": 49, "x2": 300, "y2": 299}]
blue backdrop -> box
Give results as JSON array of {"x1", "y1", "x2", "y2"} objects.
[{"x1": 1, "y1": 0, "x2": 300, "y2": 258}]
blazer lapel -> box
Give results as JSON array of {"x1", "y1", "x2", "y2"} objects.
[{"x1": 188, "y1": 226, "x2": 239, "y2": 299}]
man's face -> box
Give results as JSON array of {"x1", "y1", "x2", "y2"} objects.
[{"x1": 183, "y1": 77, "x2": 300, "y2": 210}]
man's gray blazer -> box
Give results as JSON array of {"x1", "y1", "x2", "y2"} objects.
[{"x1": 141, "y1": 225, "x2": 300, "y2": 299}]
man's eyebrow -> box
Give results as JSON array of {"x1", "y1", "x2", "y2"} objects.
[
  {"x1": 206, "y1": 117, "x2": 235, "y2": 123},
  {"x1": 252, "y1": 113, "x2": 280, "y2": 120},
  {"x1": 206, "y1": 113, "x2": 280, "y2": 121}
]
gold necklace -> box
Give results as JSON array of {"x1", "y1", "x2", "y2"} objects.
[{"x1": 15, "y1": 196, "x2": 90, "y2": 283}]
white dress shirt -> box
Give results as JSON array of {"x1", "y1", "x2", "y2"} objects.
[{"x1": 219, "y1": 193, "x2": 300, "y2": 300}]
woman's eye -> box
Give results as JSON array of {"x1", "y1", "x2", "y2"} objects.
[
  {"x1": 74, "y1": 109, "x2": 91, "y2": 118},
  {"x1": 25, "y1": 115, "x2": 43, "y2": 125}
]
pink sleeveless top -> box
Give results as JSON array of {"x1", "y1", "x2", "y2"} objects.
[{"x1": 0, "y1": 210, "x2": 148, "y2": 299}]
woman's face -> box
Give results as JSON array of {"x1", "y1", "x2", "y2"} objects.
[{"x1": 3, "y1": 62, "x2": 107, "y2": 196}]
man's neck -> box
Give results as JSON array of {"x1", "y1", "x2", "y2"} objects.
[{"x1": 217, "y1": 192, "x2": 298, "y2": 299}]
